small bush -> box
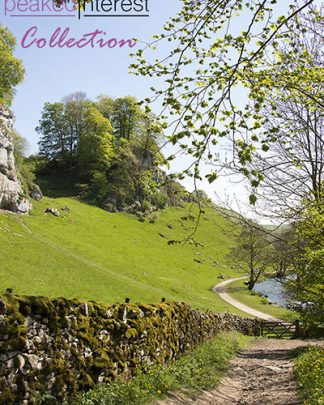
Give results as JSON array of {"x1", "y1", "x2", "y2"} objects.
[
  {"x1": 150, "y1": 192, "x2": 168, "y2": 209},
  {"x1": 140, "y1": 200, "x2": 152, "y2": 213},
  {"x1": 148, "y1": 213, "x2": 159, "y2": 223},
  {"x1": 294, "y1": 346, "x2": 324, "y2": 405}
]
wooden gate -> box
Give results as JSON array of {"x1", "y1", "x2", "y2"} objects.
[{"x1": 261, "y1": 320, "x2": 300, "y2": 339}]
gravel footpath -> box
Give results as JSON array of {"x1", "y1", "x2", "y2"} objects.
[{"x1": 154, "y1": 339, "x2": 324, "y2": 405}]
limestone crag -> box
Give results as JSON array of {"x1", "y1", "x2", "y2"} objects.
[{"x1": 0, "y1": 107, "x2": 31, "y2": 213}]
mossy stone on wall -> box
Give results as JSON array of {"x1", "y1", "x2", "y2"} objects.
[{"x1": 0, "y1": 294, "x2": 261, "y2": 404}]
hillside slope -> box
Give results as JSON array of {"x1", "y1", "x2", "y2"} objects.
[{"x1": 0, "y1": 197, "x2": 247, "y2": 314}]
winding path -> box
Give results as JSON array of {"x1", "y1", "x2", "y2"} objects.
[
  {"x1": 212, "y1": 277, "x2": 282, "y2": 321},
  {"x1": 155, "y1": 279, "x2": 323, "y2": 405},
  {"x1": 155, "y1": 339, "x2": 324, "y2": 405}
]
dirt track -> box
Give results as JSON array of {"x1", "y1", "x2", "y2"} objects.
[{"x1": 155, "y1": 339, "x2": 323, "y2": 405}]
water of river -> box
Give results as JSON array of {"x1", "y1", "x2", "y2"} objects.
[{"x1": 253, "y1": 278, "x2": 288, "y2": 308}]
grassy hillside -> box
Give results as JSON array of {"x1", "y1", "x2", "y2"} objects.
[{"x1": 0, "y1": 197, "x2": 250, "y2": 314}]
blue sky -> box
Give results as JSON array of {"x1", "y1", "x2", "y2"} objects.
[
  {"x1": 1, "y1": 0, "x2": 319, "y2": 212},
  {"x1": 2, "y1": 0, "x2": 181, "y2": 152}
]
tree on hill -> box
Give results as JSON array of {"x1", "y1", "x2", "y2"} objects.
[
  {"x1": 97, "y1": 139, "x2": 141, "y2": 210},
  {"x1": 0, "y1": 25, "x2": 24, "y2": 106},
  {"x1": 133, "y1": 113, "x2": 165, "y2": 168},
  {"x1": 12, "y1": 131, "x2": 36, "y2": 193},
  {"x1": 97, "y1": 96, "x2": 165, "y2": 169},
  {"x1": 113, "y1": 96, "x2": 143, "y2": 140},
  {"x1": 63, "y1": 92, "x2": 90, "y2": 158},
  {"x1": 37, "y1": 102, "x2": 70, "y2": 160},
  {"x1": 268, "y1": 228, "x2": 296, "y2": 279},
  {"x1": 286, "y1": 198, "x2": 324, "y2": 324},
  {"x1": 37, "y1": 95, "x2": 93, "y2": 164},
  {"x1": 96, "y1": 95, "x2": 152, "y2": 142},
  {"x1": 78, "y1": 107, "x2": 115, "y2": 179},
  {"x1": 227, "y1": 217, "x2": 272, "y2": 290},
  {"x1": 95, "y1": 95, "x2": 115, "y2": 123},
  {"x1": 36, "y1": 94, "x2": 186, "y2": 213},
  {"x1": 89, "y1": 124, "x2": 165, "y2": 211}
]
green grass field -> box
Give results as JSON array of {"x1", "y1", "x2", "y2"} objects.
[
  {"x1": 1, "y1": 195, "x2": 298, "y2": 318},
  {"x1": 0, "y1": 196, "x2": 251, "y2": 314}
]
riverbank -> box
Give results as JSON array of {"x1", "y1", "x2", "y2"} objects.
[{"x1": 214, "y1": 278, "x2": 297, "y2": 321}]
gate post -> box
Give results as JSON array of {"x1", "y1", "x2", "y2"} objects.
[{"x1": 293, "y1": 320, "x2": 300, "y2": 339}]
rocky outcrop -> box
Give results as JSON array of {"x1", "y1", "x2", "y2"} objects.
[
  {"x1": 29, "y1": 183, "x2": 42, "y2": 201},
  {"x1": 0, "y1": 107, "x2": 31, "y2": 214}
]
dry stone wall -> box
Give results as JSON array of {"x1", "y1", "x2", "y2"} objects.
[
  {"x1": 0, "y1": 294, "x2": 261, "y2": 404},
  {"x1": 0, "y1": 107, "x2": 31, "y2": 214}
]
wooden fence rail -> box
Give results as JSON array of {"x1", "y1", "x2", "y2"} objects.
[{"x1": 261, "y1": 320, "x2": 299, "y2": 339}]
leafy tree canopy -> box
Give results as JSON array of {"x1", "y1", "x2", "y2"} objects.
[
  {"x1": 35, "y1": 93, "x2": 191, "y2": 213},
  {"x1": 287, "y1": 198, "x2": 324, "y2": 323},
  {"x1": 0, "y1": 25, "x2": 24, "y2": 106},
  {"x1": 78, "y1": 106, "x2": 115, "y2": 177},
  {"x1": 130, "y1": 1, "x2": 323, "y2": 199}
]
